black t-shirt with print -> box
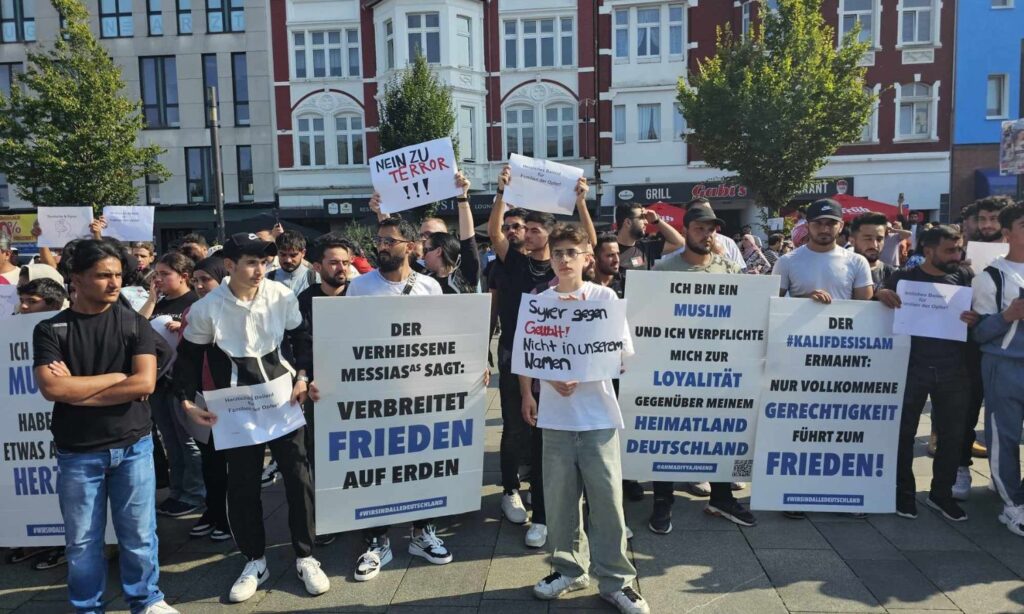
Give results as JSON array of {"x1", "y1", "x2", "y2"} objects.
[
  {"x1": 496, "y1": 249, "x2": 554, "y2": 350},
  {"x1": 618, "y1": 238, "x2": 664, "y2": 276},
  {"x1": 152, "y1": 290, "x2": 199, "y2": 321}
]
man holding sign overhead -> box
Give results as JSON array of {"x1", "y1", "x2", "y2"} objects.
[{"x1": 876, "y1": 226, "x2": 978, "y2": 521}]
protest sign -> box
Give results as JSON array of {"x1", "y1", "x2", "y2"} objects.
[
  {"x1": 149, "y1": 315, "x2": 179, "y2": 359},
  {"x1": 206, "y1": 373, "x2": 305, "y2": 450},
  {"x1": 619, "y1": 272, "x2": 779, "y2": 482},
  {"x1": 511, "y1": 293, "x2": 628, "y2": 383},
  {"x1": 312, "y1": 295, "x2": 490, "y2": 533},
  {"x1": 751, "y1": 298, "x2": 910, "y2": 513},
  {"x1": 892, "y1": 280, "x2": 972, "y2": 342},
  {"x1": 999, "y1": 119, "x2": 1024, "y2": 176},
  {"x1": 966, "y1": 242, "x2": 1009, "y2": 275},
  {"x1": 503, "y1": 153, "x2": 584, "y2": 215},
  {"x1": 36, "y1": 207, "x2": 93, "y2": 248},
  {"x1": 0, "y1": 312, "x2": 115, "y2": 546},
  {"x1": 102, "y1": 206, "x2": 155, "y2": 242},
  {"x1": 370, "y1": 138, "x2": 461, "y2": 214},
  {"x1": 0, "y1": 213, "x2": 38, "y2": 246},
  {"x1": 767, "y1": 217, "x2": 785, "y2": 231},
  {"x1": 0, "y1": 285, "x2": 17, "y2": 319}
]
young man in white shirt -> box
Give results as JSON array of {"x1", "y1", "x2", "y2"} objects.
[
  {"x1": 174, "y1": 232, "x2": 329, "y2": 603},
  {"x1": 519, "y1": 224, "x2": 650, "y2": 614}
]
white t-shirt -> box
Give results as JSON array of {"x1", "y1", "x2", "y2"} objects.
[
  {"x1": 347, "y1": 270, "x2": 442, "y2": 296},
  {"x1": 772, "y1": 245, "x2": 873, "y2": 300},
  {"x1": 535, "y1": 282, "x2": 634, "y2": 432},
  {"x1": 660, "y1": 234, "x2": 746, "y2": 270}
]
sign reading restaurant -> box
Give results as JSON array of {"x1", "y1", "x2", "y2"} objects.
[{"x1": 615, "y1": 177, "x2": 854, "y2": 206}]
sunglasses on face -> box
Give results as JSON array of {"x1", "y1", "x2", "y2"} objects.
[
  {"x1": 552, "y1": 248, "x2": 589, "y2": 260},
  {"x1": 502, "y1": 223, "x2": 525, "y2": 232}
]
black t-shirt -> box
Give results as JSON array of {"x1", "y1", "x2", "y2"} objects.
[
  {"x1": 870, "y1": 263, "x2": 895, "y2": 294},
  {"x1": 884, "y1": 265, "x2": 974, "y2": 369},
  {"x1": 33, "y1": 305, "x2": 158, "y2": 452},
  {"x1": 152, "y1": 290, "x2": 199, "y2": 321},
  {"x1": 618, "y1": 238, "x2": 664, "y2": 275},
  {"x1": 496, "y1": 249, "x2": 554, "y2": 350}
]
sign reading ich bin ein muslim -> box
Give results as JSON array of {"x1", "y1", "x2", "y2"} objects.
[{"x1": 370, "y1": 138, "x2": 461, "y2": 214}]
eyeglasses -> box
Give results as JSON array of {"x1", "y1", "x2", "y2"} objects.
[
  {"x1": 552, "y1": 248, "x2": 589, "y2": 260},
  {"x1": 501, "y1": 223, "x2": 525, "y2": 232},
  {"x1": 419, "y1": 232, "x2": 433, "y2": 241},
  {"x1": 371, "y1": 236, "x2": 413, "y2": 248}
]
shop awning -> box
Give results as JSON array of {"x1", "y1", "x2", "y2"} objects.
[
  {"x1": 974, "y1": 169, "x2": 1018, "y2": 199},
  {"x1": 832, "y1": 194, "x2": 900, "y2": 222}
]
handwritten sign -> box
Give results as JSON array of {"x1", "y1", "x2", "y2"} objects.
[
  {"x1": 0, "y1": 285, "x2": 17, "y2": 318},
  {"x1": 966, "y1": 242, "x2": 1009, "y2": 275},
  {"x1": 504, "y1": 154, "x2": 584, "y2": 215},
  {"x1": 370, "y1": 138, "x2": 461, "y2": 214},
  {"x1": 511, "y1": 294, "x2": 628, "y2": 382},
  {"x1": 206, "y1": 373, "x2": 304, "y2": 450},
  {"x1": 36, "y1": 207, "x2": 93, "y2": 248},
  {"x1": 102, "y1": 206, "x2": 155, "y2": 242},
  {"x1": 892, "y1": 280, "x2": 972, "y2": 342}
]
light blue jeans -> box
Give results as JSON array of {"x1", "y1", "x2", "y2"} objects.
[{"x1": 57, "y1": 434, "x2": 164, "y2": 614}]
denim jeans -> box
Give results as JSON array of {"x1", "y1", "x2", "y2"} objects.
[
  {"x1": 151, "y1": 383, "x2": 206, "y2": 506},
  {"x1": 57, "y1": 434, "x2": 163, "y2": 614}
]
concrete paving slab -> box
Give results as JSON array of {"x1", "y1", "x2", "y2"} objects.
[
  {"x1": 905, "y1": 550, "x2": 1024, "y2": 614},
  {"x1": 481, "y1": 552, "x2": 550, "y2": 601},
  {"x1": 868, "y1": 512, "x2": 980, "y2": 552},
  {"x1": 815, "y1": 522, "x2": 905, "y2": 561},
  {"x1": 845, "y1": 559, "x2": 958, "y2": 610},
  {"x1": 390, "y1": 546, "x2": 491, "y2": 608},
  {"x1": 755, "y1": 548, "x2": 884, "y2": 612},
  {"x1": 740, "y1": 512, "x2": 831, "y2": 550}
]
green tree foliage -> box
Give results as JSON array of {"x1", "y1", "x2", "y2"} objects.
[
  {"x1": 378, "y1": 53, "x2": 458, "y2": 158},
  {"x1": 0, "y1": 0, "x2": 168, "y2": 211},
  {"x1": 677, "y1": 0, "x2": 873, "y2": 211}
]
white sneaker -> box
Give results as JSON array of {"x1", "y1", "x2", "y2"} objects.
[
  {"x1": 625, "y1": 526, "x2": 633, "y2": 540},
  {"x1": 296, "y1": 556, "x2": 330, "y2": 596},
  {"x1": 354, "y1": 537, "x2": 392, "y2": 582},
  {"x1": 602, "y1": 587, "x2": 651, "y2": 614},
  {"x1": 409, "y1": 525, "x2": 453, "y2": 565},
  {"x1": 228, "y1": 558, "x2": 268, "y2": 603},
  {"x1": 141, "y1": 600, "x2": 180, "y2": 614},
  {"x1": 533, "y1": 572, "x2": 590, "y2": 600},
  {"x1": 952, "y1": 466, "x2": 972, "y2": 501},
  {"x1": 260, "y1": 460, "x2": 279, "y2": 488},
  {"x1": 525, "y1": 523, "x2": 547, "y2": 548},
  {"x1": 998, "y1": 504, "x2": 1024, "y2": 537},
  {"x1": 502, "y1": 491, "x2": 528, "y2": 524}
]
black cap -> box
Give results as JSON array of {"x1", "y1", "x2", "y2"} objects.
[
  {"x1": 221, "y1": 232, "x2": 277, "y2": 260},
  {"x1": 684, "y1": 204, "x2": 726, "y2": 227},
  {"x1": 806, "y1": 198, "x2": 844, "y2": 222}
]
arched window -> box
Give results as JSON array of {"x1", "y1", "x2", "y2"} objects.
[
  {"x1": 545, "y1": 104, "x2": 575, "y2": 158},
  {"x1": 505, "y1": 106, "x2": 535, "y2": 157},
  {"x1": 296, "y1": 114, "x2": 325, "y2": 167},
  {"x1": 898, "y1": 83, "x2": 932, "y2": 138},
  {"x1": 335, "y1": 114, "x2": 365, "y2": 166}
]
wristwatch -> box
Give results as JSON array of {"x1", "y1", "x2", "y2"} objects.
[{"x1": 295, "y1": 375, "x2": 310, "y2": 384}]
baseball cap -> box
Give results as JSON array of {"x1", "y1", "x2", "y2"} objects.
[
  {"x1": 221, "y1": 232, "x2": 278, "y2": 260},
  {"x1": 684, "y1": 204, "x2": 726, "y2": 227},
  {"x1": 806, "y1": 198, "x2": 844, "y2": 222}
]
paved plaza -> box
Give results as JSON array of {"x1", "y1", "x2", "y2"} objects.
[{"x1": 2, "y1": 387, "x2": 1023, "y2": 613}]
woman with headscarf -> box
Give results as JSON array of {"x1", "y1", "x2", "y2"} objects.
[{"x1": 740, "y1": 233, "x2": 771, "y2": 274}]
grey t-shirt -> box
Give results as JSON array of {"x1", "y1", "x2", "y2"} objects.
[{"x1": 772, "y1": 245, "x2": 873, "y2": 299}]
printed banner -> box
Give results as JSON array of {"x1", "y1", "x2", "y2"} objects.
[
  {"x1": 999, "y1": 119, "x2": 1024, "y2": 176},
  {"x1": 370, "y1": 138, "x2": 461, "y2": 214},
  {"x1": 504, "y1": 153, "x2": 584, "y2": 215},
  {"x1": 206, "y1": 373, "x2": 305, "y2": 451},
  {"x1": 619, "y1": 271, "x2": 779, "y2": 482},
  {"x1": 312, "y1": 294, "x2": 490, "y2": 534},
  {"x1": 102, "y1": 206, "x2": 155, "y2": 242},
  {"x1": 36, "y1": 207, "x2": 93, "y2": 248},
  {"x1": 511, "y1": 293, "x2": 628, "y2": 383},
  {"x1": 0, "y1": 312, "x2": 115, "y2": 546},
  {"x1": 0, "y1": 213, "x2": 38, "y2": 245},
  {"x1": 892, "y1": 280, "x2": 972, "y2": 342},
  {"x1": 751, "y1": 298, "x2": 910, "y2": 513}
]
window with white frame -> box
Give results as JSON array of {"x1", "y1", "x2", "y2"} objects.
[
  {"x1": 987, "y1": 74, "x2": 1008, "y2": 118},
  {"x1": 292, "y1": 29, "x2": 360, "y2": 79},
  {"x1": 857, "y1": 87, "x2": 877, "y2": 142},
  {"x1": 407, "y1": 13, "x2": 440, "y2": 64},
  {"x1": 614, "y1": 9, "x2": 628, "y2": 59},
  {"x1": 458, "y1": 106, "x2": 475, "y2": 161},
  {"x1": 992, "y1": 0, "x2": 1012, "y2": 7},
  {"x1": 546, "y1": 105, "x2": 575, "y2": 159},
  {"x1": 297, "y1": 115, "x2": 326, "y2": 166},
  {"x1": 505, "y1": 107, "x2": 535, "y2": 157},
  {"x1": 898, "y1": 83, "x2": 933, "y2": 139},
  {"x1": 636, "y1": 8, "x2": 660, "y2": 58},
  {"x1": 335, "y1": 114, "x2": 364, "y2": 166},
  {"x1": 456, "y1": 15, "x2": 472, "y2": 67},
  {"x1": 384, "y1": 19, "x2": 394, "y2": 70},
  {"x1": 638, "y1": 103, "x2": 661, "y2": 141},
  {"x1": 613, "y1": 105, "x2": 626, "y2": 143},
  {"x1": 840, "y1": 0, "x2": 874, "y2": 45},
  {"x1": 900, "y1": 0, "x2": 933, "y2": 45},
  {"x1": 502, "y1": 17, "x2": 574, "y2": 69},
  {"x1": 741, "y1": 1, "x2": 752, "y2": 39},
  {"x1": 668, "y1": 4, "x2": 684, "y2": 56},
  {"x1": 672, "y1": 103, "x2": 685, "y2": 140}
]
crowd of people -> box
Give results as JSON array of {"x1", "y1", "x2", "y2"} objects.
[{"x1": 2, "y1": 171, "x2": 1023, "y2": 614}]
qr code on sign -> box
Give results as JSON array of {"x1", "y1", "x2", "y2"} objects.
[{"x1": 732, "y1": 460, "x2": 753, "y2": 478}]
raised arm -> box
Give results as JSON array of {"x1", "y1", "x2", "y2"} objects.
[
  {"x1": 647, "y1": 211, "x2": 685, "y2": 253},
  {"x1": 456, "y1": 172, "x2": 475, "y2": 241},
  {"x1": 574, "y1": 177, "x2": 597, "y2": 247},
  {"x1": 368, "y1": 192, "x2": 388, "y2": 223},
  {"x1": 488, "y1": 166, "x2": 512, "y2": 261}
]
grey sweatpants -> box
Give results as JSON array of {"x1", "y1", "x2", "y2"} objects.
[{"x1": 981, "y1": 353, "x2": 1024, "y2": 506}]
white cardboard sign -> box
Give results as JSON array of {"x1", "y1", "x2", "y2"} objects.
[
  {"x1": 966, "y1": 242, "x2": 1009, "y2": 275},
  {"x1": 36, "y1": 207, "x2": 93, "y2": 248},
  {"x1": 102, "y1": 206, "x2": 155, "y2": 242},
  {"x1": 504, "y1": 153, "x2": 584, "y2": 215},
  {"x1": 370, "y1": 138, "x2": 461, "y2": 214},
  {"x1": 0, "y1": 285, "x2": 17, "y2": 318},
  {"x1": 892, "y1": 280, "x2": 972, "y2": 342},
  {"x1": 206, "y1": 373, "x2": 305, "y2": 450}
]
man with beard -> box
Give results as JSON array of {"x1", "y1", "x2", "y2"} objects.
[
  {"x1": 489, "y1": 207, "x2": 527, "y2": 344},
  {"x1": 269, "y1": 231, "x2": 318, "y2": 295},
  {"x1": 614, "y1": 203, "x2": 684, "y2": 276},
  {"x1": 488, "y1": 166, "x2": 596, "y2": 548},
  {"x1": 877, "y1": 226, "x2": 978, "y2": 521},
  {"x1": 850, "y1": 213, "x2": 894, "y2": 293},
  {"x1": 972, "y1": 196, "x2": 1012, "y2": 244},
  {"x1": 592, "y1": 234, "x2": 623, "y2": 296},
  {"x1": 178, "y1": 233, "x2": 209, "y2": 264}
]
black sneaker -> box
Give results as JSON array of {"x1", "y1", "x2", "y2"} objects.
[
  {"x1": 705, "y1": 499, "x2": 757, "y2": 527},
  {"x1": 32, "y1": 548, "x2": 66, "y2": 570},
  {"x1": 782, "y1": 511, "x2": 807, "y2": 520},
  {"x1": 157, "y1": 499, "x2": 200, "y2": 517},
  {"x1": 648, "y1": 498, "x2": 673, "y2": 534},
  {"x1": 6, "y1": 548, "x2": 36, "y2": 564},
  {"x1": 315, "y1": 534, "x2": 336, "y2": 547},
  {"x1": 210, "y1": 527, "x2": 232, "y2": 542},
  {"x1": 190, "y1": 512, "x2": 215, "y2": 537},
  {"x1": 896, "y1": 498, "x2": 918, "y2": 519},
  {"x1": 261, "y1": 461, "x2": 280, "y2": 488},
  {"x1": 623, "y1": 480, "x2": 645, "y2": 502},
  {"x1": 927, "y1": 496, "x2": 968, "y2": 522}
]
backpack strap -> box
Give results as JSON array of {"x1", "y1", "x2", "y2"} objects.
[
  {"x1": 402, "y1": 271, "x2": 418, "y2": 295},
  {"x1": 986, "y1": 266, "x2": 1003, "y2": 311}
]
